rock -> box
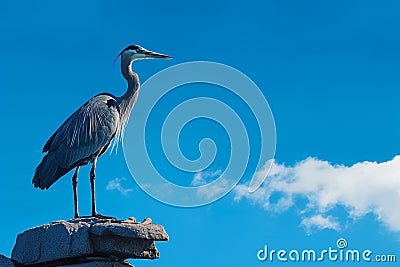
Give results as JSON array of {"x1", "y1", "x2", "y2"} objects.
[
  {"x1": 121, "y1": 217, "x2": 137, "y2": 223},
  {"x1": 142, "y1": 218, "x2": 152, "y2": 225},
  {"x1": 63, "y1": 261, "x2": 133, "y2": 267},
  {"x1": 11, "y1": 217, "x2": 168, "y2": 266},
  {"x1": 0, "y1": 255, "x2": 16, "y2": 267}
]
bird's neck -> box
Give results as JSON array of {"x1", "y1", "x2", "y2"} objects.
[
  {"x1": 120, "y1": 58, "x2": 140, "y2": 103},
  {"x1": 115, "y1": 58, "x2": 140, "y2": 144}
]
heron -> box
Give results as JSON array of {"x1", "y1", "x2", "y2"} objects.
[{"x1": 32, "y1": 44, "x2": 171, "y2": 218}]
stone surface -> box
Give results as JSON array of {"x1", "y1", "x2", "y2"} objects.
[
  {"x1": 0, "y1": 254, "x2": 15, "y2": 267},
  {"x1": 63, "y1": 261, "x2": 133, "y2": 266},
  {"x1": 11, "y1": 217, "x2": 168, "y2": 266}
]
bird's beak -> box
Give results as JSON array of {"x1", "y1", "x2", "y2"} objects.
[{"x1": 144, "y1": 50, "x2": 172, "y2": 59}]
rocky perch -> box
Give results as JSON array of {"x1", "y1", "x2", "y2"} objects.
[{"x1": 1, "y1": 217, "x2": 168, "y2": 266}]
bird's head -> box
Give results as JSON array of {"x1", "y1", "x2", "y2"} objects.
[{"x1": 114, "y1": 44, "x2": 171, "y2": 65}]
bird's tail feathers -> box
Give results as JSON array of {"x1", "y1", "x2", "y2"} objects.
[{"x1": 32, "y1": 153, "x2": 70, "y2": 190}]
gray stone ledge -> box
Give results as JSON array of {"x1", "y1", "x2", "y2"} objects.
[{"x1": 11, "y1": 217, "x2": 168, "y2": 266}]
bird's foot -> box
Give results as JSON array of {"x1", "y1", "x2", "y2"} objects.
[
  {"x1": 92, "y1": 213, "x2": 117, "y2": 220},
  {"x1": 76, "y1": 213, "x2": 117, "y2": 221}
]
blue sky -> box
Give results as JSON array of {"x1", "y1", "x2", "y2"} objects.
[{"x1": 1, "y1": 0, "x2": 400, "y2": 266}]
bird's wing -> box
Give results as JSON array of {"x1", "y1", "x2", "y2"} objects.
[{"x1": 42, "y1": 94, "x2": 120, "y2": 169}]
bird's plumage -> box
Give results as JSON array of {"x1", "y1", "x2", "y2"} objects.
[{"x1": 33, "y1": 94, "x2": 120, "y2": 189}]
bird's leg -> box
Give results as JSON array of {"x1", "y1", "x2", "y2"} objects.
[
  {"x1": 90, "y1": 157, "x2": 98, "y2": 217},
  {"x1": 72, "y1": 166, "x2": 80, "y2": 218},
  {"x1": 89, "y1": 156, "x2": 116, "y2": 220}
]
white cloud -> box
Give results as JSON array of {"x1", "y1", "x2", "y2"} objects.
[
  {"x1": 249, "y1": 159, "x2": 275, "y2": 192},
  {"x1": 234, "y1": 156, "x2": 400, "y2": 233},
  {"x1": 190, "y1": 170, "x2": 232, "y2": 201},
  {"x1": 301, "y1": 215, "x2": 341, "y2": 234},
  {"x1": 106, "y1": 178, "x2": 133, "y2": 195},
  {"x1": 191, "y1": 170, "x2": 223, "y2": 186},
  {"x1": 196, "y1": 177, "x2": 231, "y2": 201}
]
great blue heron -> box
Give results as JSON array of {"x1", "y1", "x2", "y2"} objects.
[{"x1": 32, "y1": 45, "x2": 171, "y2": 218}]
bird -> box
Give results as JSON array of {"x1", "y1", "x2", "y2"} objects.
[{"x1": 32, "y1": 44, "x2": 171, "y2": 218}]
